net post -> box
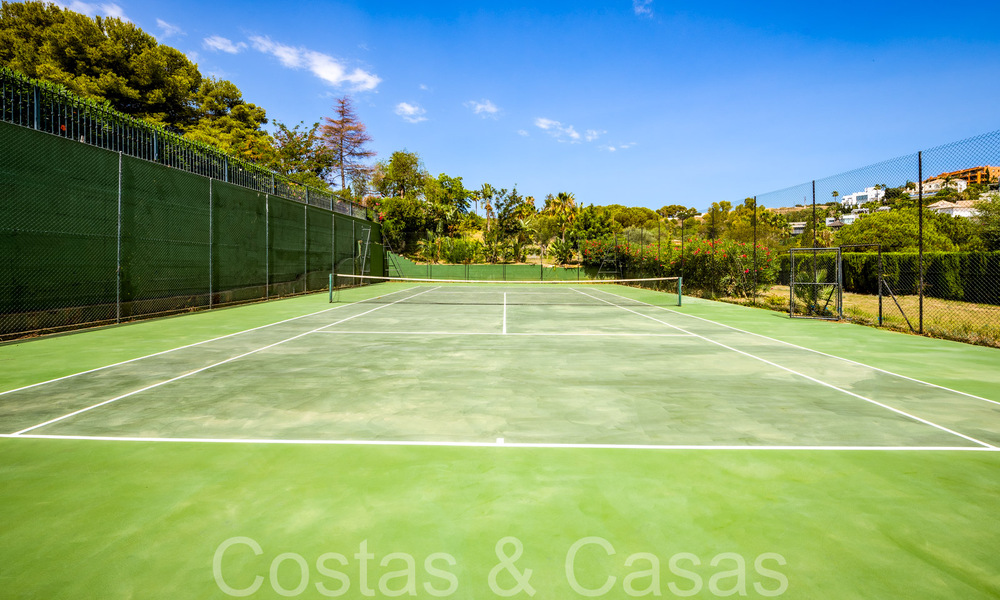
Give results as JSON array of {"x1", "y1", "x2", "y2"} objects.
[
  {"x1": 329, "y1": 273, "x2": 333, "y2": 303},
  {"x1": 677, "y1": 277, "x2": 683, "y2": 306},
  {"x1": 918, "y1": 150, "x2": 924, "y2": 334}
]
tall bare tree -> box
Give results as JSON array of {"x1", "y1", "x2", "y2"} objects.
[{"x1": 321, "y1": 96, "x2": 375, "y2": 193}]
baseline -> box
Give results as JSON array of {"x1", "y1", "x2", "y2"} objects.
[{"x1": 1, "y1": 433, "x2": 996, "y2": 451}]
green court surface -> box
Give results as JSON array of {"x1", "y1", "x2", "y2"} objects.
[{"x1": 1, "y1": 282, "x2": 999, "y2": 599}]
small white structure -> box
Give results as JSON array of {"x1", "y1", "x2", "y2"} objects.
[
  {"x1": 839, "y1": 212, "x2": 861, "y2": 226},
  {"x1": 789, "y1": 222, "x2": 807, "y2": 235},
  {"x1": 928, "y1": 199, "x2": 979, "y2": 218},
  {"x1": 840, "y1": 186, "x2": 886, "y2": 207}
]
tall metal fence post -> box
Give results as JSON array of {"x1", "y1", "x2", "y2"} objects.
[
  {"x1": 918, "y1": 151, "x2": 924, "y2": 334},
  {"x1": 680, "y1": 220, "x2": 685, "y2": 279},
  {"x1": 752, "y1": 196, "x2": 758, "y2": 304},
  {"x1": 116, "y1": 152, "x2": 122, "y2": 324},
  {"x1": 811, "y1": 180, "x2": 817, "y2": 248},
  {"x1": 265, "y1": 195, "x2": 270, "y2": 300},
  {"x1": 303, "y1": 205, "x2": 308, "y2": 293},
  {"x1": 209, "y1": 179, "x2": 213, "y2": 309},
  {"x1": 32, "y1": 84, "x2": 40, "y2": 130}
]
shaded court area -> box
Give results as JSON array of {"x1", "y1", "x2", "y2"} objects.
[{"x1": 2, "y1": 283, "x2": 1000, "y2": 599}]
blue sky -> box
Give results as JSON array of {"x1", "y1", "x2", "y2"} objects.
[{"x1": 61, "y1": 0, "x2": 1000, "y2": 211}]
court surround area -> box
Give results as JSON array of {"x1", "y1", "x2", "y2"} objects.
[{"x1": 1, "y1": 281, "x2": 999, "y2": 598}]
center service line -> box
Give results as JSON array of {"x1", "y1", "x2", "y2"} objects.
[{"x1": 503, "y1": 292, "x2": 508, "y2": 335}]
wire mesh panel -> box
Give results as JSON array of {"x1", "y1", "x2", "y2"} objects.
[
  {"x1": 334, "y1": 214, "x2": 358, "y2": 276},
  {"x1": 305, "y1": 205, "x2": 333, "y2": 291},
  {"x1": 212, "y1": 181, "x2": 268, "y2": 305},
  {"x1": 119, "y1": 154, "x2": 211, "y2": 320},
  {"x1": 0, "y1": 121, "x2": 119, "y2": 337},
  {"x1": 268, "y1": 197, "x2": 307, "y2": 297},
  {"x1": 790, "y1": 248, "x2": 842, "y2": 319}
]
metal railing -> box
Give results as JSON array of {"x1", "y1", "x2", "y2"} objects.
[{"x1": 0, "y1": 66, "x2": 368, "y2": 219}]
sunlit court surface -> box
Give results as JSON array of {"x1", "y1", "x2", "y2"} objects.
[{"x1": 2, "y1": 280, "x2": 999, "y2": 599}]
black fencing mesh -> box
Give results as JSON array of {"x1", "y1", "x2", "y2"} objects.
[
  {"x1": 120, "y1": 155, "x2": 211, "y2": 319},
  {"x1": 212, "y1": 182, "x2": 268, "y2": 305},
  {"x1": 0, "y1": 120, "x2": 119, "y2": 335},
  {"x1": 306, "y1": 206, "x2": 334, "y2": 290},
  {"x1": 749, "y1": 129, "x2": 1000, "y2": 347},
  {"x1": 0, "y1": 120, "x2": 380, "y2": 340}
]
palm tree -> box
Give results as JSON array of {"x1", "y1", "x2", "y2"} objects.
[{"x1": 550, "y1": 191, "x2": 577, "y2": 242}]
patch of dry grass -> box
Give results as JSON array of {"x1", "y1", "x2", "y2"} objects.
[{"x1": 722, "y1": 286, "x2": 1000, "y2": 348}]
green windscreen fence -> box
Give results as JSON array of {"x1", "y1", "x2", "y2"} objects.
[
  {"x1": 389, "y1": 253, "x2": 587, "y2": 281},
  {"x1": 0, "y1": 121, "x2": 381, "y2": 339}
]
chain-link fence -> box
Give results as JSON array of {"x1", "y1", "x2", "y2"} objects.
[
  {"x1": 0, "y1": 120, "x2": 380, "y2": 340},
  {"x1": 747, "y1": 129, "x2": 1000, "y2": 347}
]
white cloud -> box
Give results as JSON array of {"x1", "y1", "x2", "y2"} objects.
[
  {"x1": 186, "y1": 51, "x2": 199, "y2": 63},
  {"x1": 603, "y1": 142, "x2": 637, "y2": 152},
  {"x1": 633, "y1": 0, "x2": 653, "y2": 17},
  {"x1": 203, "y1": 35, "x2": 246, "y2": 54},
  {"x1": 466, "y1": 99, "x2": 500, "y2": 119},
  {"x1": 419, "y1": 83, "x2": 430, "y2": 91},
  {"x1": 156, "y1": 18, "x2": 183, "y2": 39},
  {"x1": 62, "y1": 1, "x2": 128, "y2": 20},
  {"x1": 517, "y1": 130, "x2": 529, "y2": 137},
  {"x1": 395, "y1": 102, "x2": 427, "y2": 123},
  {"x1": 249, "y1": 35, "x2": 381, "y2": 91},
  {"x1": 585, "y1": 129, "x2": 607, "y2": 142},
  {"x1": 534, "y1": 118, "x2": 582, "y2": 143}
]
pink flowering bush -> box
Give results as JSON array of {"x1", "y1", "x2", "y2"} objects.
[{"x1": 583, "y1": 237, "x2": 777, "y2": 298}]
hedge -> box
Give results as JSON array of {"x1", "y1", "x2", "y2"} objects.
[{"x1": 776, "y1": 251, "x2": 1000, "y2": 305}]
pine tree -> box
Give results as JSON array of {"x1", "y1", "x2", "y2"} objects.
[{"x1": 321, "y1": 96, "x2": 376, "y2": 193}]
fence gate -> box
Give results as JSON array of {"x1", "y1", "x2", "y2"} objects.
[{"x1": 790, "y1": 247, "x2": 842, "y2": 320}]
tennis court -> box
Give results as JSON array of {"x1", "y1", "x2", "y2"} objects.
[{"x1": 2, "y1": 280, "x2": 999, "y2": 598}]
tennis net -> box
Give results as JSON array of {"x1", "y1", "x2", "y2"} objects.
[{"x1": 330, "y1": 274, "x2": 683, "y2": 306}]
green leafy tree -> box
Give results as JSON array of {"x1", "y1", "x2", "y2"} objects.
[
  {"x1": 834, "y1": 209, "x2": 955, "y2": 252},
  {"x1": 183, "y1": 77, "x2": 272, "y2": 163},
  {"x1": 542, "y1": 192, "x2": 579, "y2": 242},
  {"x1": 1, "y1": 1, "x2": 200, "y2": 127},
  {"x1": 725, "y1": 199, "x2": 790, "y2": 248},
  {"x1": 372, "y1": 150, "x2": 428, "y2": 199},
  {"x1": 424, "y1": 173, "x2": 472, "y2": 235},
  {"x1": 975, "y1": 192, "x2": 1000, "y2": 250},
  {"x1": 379, "y1": 195, "x2": 431, "y2": 253},
  {"x1": 700, "y1": 201, "x2": 731, "y2": 240},
  {"x1": 569, "y1": 205, "x2": 620, "y2": 245},
  {"x1": 268, "y1": 121, "x2": 334, "y2": 188}
]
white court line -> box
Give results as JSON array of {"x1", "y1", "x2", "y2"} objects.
[
  {"x1": 600, "y1": 288, "x2": 1000, "y2": 408},
  {"x1": 1, "y1": 433, "x2": 996, "y2": 451},
  {"x1": 11, "y1": 287, "x2": 435, "y2": 436},
  {"x1": 310, "y1": 331, "x2": 693, "y2": 337},
  {"x1": 572, "y1": 288, "x2": 997, "y2": 450},
  {"x1": 502, "y1": 293, "x2": 507, "y2": 334},
  {"x1": 0, "y1": 287, "x2": 416, "y2": 398}
]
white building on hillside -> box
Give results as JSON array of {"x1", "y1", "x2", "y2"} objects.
[
  {"x1": 840, "y1": 186, "x2": 885, "y2": 207},
  {"x1": 928, "y1": 199, "x2": 979, "y2": 218},
  {"x1": 908, "y1": 178, "x2": 968, "y2": 196}
]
